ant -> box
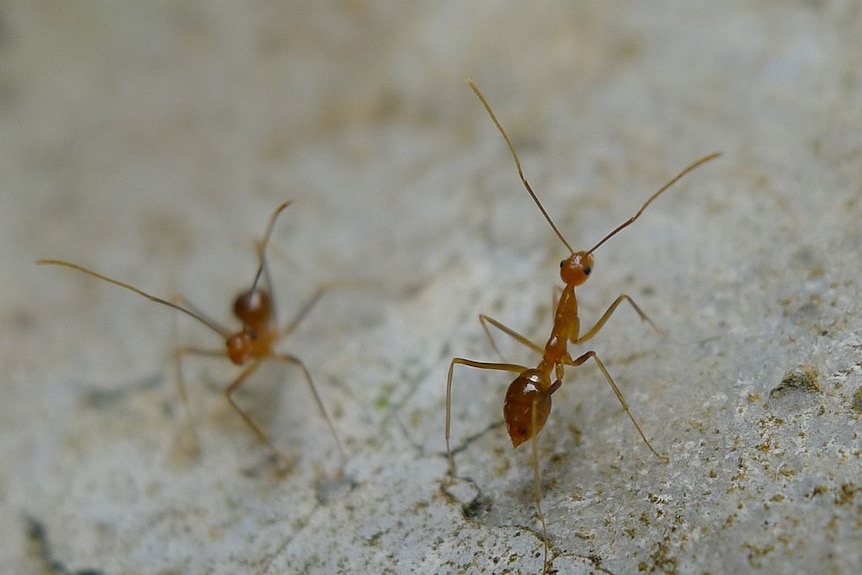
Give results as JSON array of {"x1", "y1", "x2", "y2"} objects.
[
  {"x1": 37, "y1": 200, "x2": 344, "y2": 469},
  {"x1": 446, "y1": 80, "x2": 720, "y2": 572}
]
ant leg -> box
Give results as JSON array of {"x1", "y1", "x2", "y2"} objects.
[
  {"x1": 530, "y1": 397, "x2": 550, "y2": 574},
  {"x1": 174, "y1": 346, "x2": 293, "y2": 465},
  {"x1": 567, "y1": 350, "x2": 668, "y2": 462},
  {"x1": 479, "y1": 314, "x2": 544, "y2": 360},
  {"x1": 174, "y1": 346, "x2": 276, "y2": 461},
  {"x1": 167, "y1": 329, "x2": 206, "y2": 458},
  {"x1": 280, "y1": 285, "x2": 331, "y2": 338},
  {"x1": 272, "y1": 352, "x2": 346, "y2": 463},
  {"x1": 446, "y1": 357, "x2": 526, "y2": 474},
  {"x1": 169, "y1": 294, "x2": 228, "y2": 445},
  {"x1": 280, "y1": 279, "x2": 376, "y2": 339},
  {"x1": 173, "y1": 342, "x2": 239, "y2": 460},
  {"x1": 224, "y1": 360, "x2": 294, "y2": 467},
  {"x1": 574, "y1": 293, "x2": 664, "y2": 345}
]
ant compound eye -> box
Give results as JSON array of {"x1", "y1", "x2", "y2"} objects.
[
  {"x1": 559, "y1": 260, "x2": 565, "y2": 268},
  {"x1": 583, "y1": 266, "x2": 591, "y2": 276}
]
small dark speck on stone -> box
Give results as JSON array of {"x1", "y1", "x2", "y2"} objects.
[
  {"x1": 316, "y1": 473, "x2": 357, "y2": 504},
  {"x1": 851, "y1": 387, "x2": 862, "y2": 413},
  {"x1": 462, "y1": 494, "x2": 493, "y2": 520},
  {"x1": 770, "y1": 365, "x2": 821, "y2": 398}
]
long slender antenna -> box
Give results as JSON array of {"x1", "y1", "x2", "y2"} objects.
[
  {"x1": 35, "y1": 259, "x2": 232, "y2": 338},
  {"x1": 249, "y1": 200, "x2": 292, "y2": 293},
  {"x1": 587, "y1": 152, "x2": 721, "y2": 255},
  {"x1": 468, "y1": 79, "x2": 575, "y2": 254}
]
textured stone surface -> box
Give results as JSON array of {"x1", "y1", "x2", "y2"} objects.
[{"x1": 2, "y1": 3, "x2": 861, "y2": 573}]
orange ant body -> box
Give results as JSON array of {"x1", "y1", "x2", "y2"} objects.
[
  {"x1": 446, "y1": 80, "x2": 719, "y2": 571},
  {"x1": 38, "y1": 201, "x2": 343, "y2": 467}
]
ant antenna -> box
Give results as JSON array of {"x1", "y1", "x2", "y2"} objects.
[
  {"x1": 468, "y1": 80, "x2": 721, "y2": 259},
  {"x1": 468, "y1": 79, "x2": 575, "y2": 254},
  {"x1": 34, "y1": 259, "x2": 231, "y2": 338},
  {"x1": 249, "y1": 200, "x2": 292, "y2": 294},
  {"x1": 586, "y1": 152, "x2": 721, "y2": 255}
]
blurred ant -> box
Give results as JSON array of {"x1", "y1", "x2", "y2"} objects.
[
  {"x1": 38, "y1": 201, "x2": 344, "y2": 468},
  {"x1": 446, "y1": 80, "x2": 720, "y2": 571}
]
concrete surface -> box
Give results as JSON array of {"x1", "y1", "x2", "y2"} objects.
[{"x1": 2, "y1": 2, "x2": 861, "y2": 574}]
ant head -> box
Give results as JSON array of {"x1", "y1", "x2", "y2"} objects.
[
  {"x1": 233, "y1": 288, "x2": 272, "y2": 329},
  {"x1": 560, "y1": 250, "x2": 594, "y2": 287}
]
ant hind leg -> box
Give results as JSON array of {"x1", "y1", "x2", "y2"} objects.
[
  {"x1": 530, "y1": 398, "x2": 550, "y2": 574},
  {"x1": 568, "y1": 350, "x2": 668, "y2": 462},
  {"x1": 446, "y1": 357, "x2": 526, "y2": 474}
]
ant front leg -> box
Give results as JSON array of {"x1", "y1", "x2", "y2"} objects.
[
  {"x1": 169, "y1": 293, "x2": 233, "y2": 456},
  {"x1": 567, "y1": 350, "x2": 668, "y2": 462},
  {"x1": 479, "y1": 314, "x2": 544, "y2": 360},
  {"x1": 574, "y1": 293, "x2": 665, "y2": 345},
  {"x1": 223, "y1": 360, "x2": 297, "y2": 468},
  {"x1": 171, "y1": 344, "x2": 230, "y2": 461},
  {"x1": 170, "y1": 293, "x2": 231, "y2": 449},
  {"x1": 175, "y1": 344, "x2": 294, "y2": 467},
  {"x1": 271, "y1": 352, "x2": 346, "y2": 464},
  {"x1": 445, "y1": 358, "x2": 526, "y2": 474}
]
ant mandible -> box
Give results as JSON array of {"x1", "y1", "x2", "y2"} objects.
[
  {"x1": 38, "y1": 201, "x2": 344, "y2": 468},
  {"x1": 446, "y1": 80, "x2": 720, "y2": 571}
]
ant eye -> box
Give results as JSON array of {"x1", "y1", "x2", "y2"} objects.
[
  {"x1": 583, "y1": 266, "x2": 591, "y2": 275},
  {"x1": 559, "y1": 260, "x2": 565, "y2": 268}
]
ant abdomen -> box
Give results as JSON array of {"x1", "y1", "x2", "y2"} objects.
[{"x1": 503, "y1": 370, "x2": 560, "y2": 447}]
